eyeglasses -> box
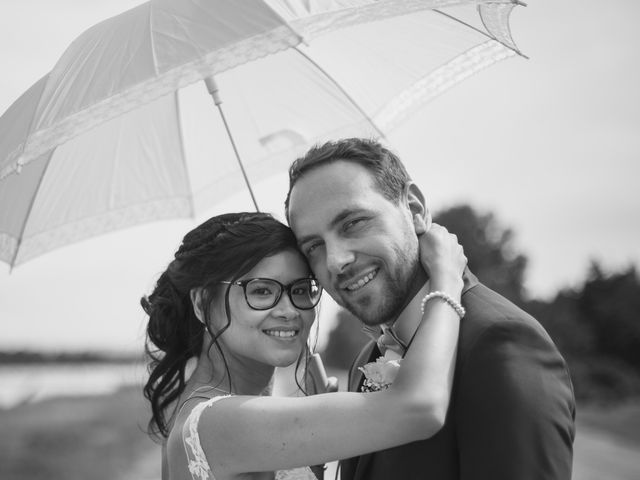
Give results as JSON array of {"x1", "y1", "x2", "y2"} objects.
[{"x1": 220, "y1": 277, "x2": 322, "y2": 311}]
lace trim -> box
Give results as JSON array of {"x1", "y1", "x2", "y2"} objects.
[
  {"x1": 288, "y1": 0, "x2": 468, "y2": 41},
  {"x1": 375, "y1": 40, "x2": 515, "y2": 132},
  {"x1": 271, "y1": 0, "x2": 516, "y2": 39},
  {"x1": 183, "y1": 396, "x2": 231, "y2": 480},
  {"x1": 4, "y1": 197, "x2": 192, "y2": 267},
  {"x1": 0, "y1": 25, "x2": 300, "y2": 181},
  {"x1": 276, "y1": 467, "x2": 318, "y2": 480},
  {"x1": 479, "y1": 2, "x2": 520, "y2": 52},
  {"x1": 0, "y1": 234, "x2": 18, "y2": 267},
  {"x1": 181, "y1": 396, "x2": 317, "y2": 480}
]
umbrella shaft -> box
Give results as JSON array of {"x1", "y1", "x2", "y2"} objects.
[
  {"x1": 205, "y1": 76, "x2": 223, "y2": 106},
  {"x1": 205, "y1": 76, "x2": 260, "y2": 212}
]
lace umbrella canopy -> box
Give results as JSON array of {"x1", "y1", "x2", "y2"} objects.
[{"x1": 0, "y1": 0, "x2": 525, "y2": 268}]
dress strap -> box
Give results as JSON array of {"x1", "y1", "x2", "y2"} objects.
[{"x1": 182, "y1": 396, "x2": 231, "y2": 480}]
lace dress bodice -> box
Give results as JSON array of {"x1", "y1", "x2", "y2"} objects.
[{"x1": 182, "y1": 396, "x2": 317, "y2": 480}]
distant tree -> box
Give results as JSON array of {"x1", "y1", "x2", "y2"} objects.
[
  {"x1": 578, "y1": 262, "x2": 640, "y2": 370},
  {"x1": 529, "y1": 291, "x2": 596, "y2": 358},
  {"x1": 530, "y1": 261, "x2": 640, "y2": 401},
  {"x1": 434, "y1": 205, "x2": 528, "y2": 304}
]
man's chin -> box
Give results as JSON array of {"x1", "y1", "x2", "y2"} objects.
[
  {"x1": 340, "y1": 286, "x2": 407, "y2": 326},
  {"x1": 343, "y1": 300, "x2": 392, "y2": 326}
]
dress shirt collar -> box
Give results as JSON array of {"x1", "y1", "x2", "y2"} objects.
[{"x1": 362, "y1": 281, "x2": 430, "y2": 352}]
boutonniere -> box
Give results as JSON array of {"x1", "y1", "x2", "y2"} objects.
[{"x1": 359, "y1": 356, "x2": 402, "y2": 392}]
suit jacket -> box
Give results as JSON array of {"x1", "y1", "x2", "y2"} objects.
[{"x1": 342, "y1": 271, "x2": 575, "y2": 480}]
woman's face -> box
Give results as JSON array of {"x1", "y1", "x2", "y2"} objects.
[{"x1": 211, "y1": 249, "x2": 318, "y2": 368}]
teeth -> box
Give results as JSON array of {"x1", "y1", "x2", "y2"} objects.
[
  {"x1": 346, "y1": 271, "x2": 376, "y2": 291},
  {"x1": 264, "y1": 330, "x2": 297, "y2": 338}
]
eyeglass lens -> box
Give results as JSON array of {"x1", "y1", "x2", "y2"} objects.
[{"x1": 245, "y1": 278, "x2": 321, "y2": 310}]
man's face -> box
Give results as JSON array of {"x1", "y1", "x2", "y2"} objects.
[{"x1": 288, "y1": 160, "x2": 422, "y2": 326}]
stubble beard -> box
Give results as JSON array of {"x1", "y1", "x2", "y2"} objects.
[{"x1": 342, "y1": 253, "x2": 421, "y2": 326}]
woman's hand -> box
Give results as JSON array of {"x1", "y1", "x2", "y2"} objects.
[{"x1": 414, "y1": 217, "x2": 467, "y2": 296}]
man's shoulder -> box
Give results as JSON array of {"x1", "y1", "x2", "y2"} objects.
[
  {"x1": 463, "y1": 281, "x2": 539, "y2": 330},
  {"x1": 459, "y1": 281, "x2": 561, "y2": 362}
]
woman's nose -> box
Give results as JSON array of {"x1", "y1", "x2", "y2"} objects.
[{"x1": 271, "y1": 292, "x2": 300, "y2": 319}]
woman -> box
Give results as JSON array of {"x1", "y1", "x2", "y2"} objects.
[{"x1": 142, "y1": 212, "x2": 466, "y2": 480}]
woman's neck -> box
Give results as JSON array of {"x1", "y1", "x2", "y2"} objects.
[{"x1": 190, "y1": 343, "x2": 275, "y2": 397}]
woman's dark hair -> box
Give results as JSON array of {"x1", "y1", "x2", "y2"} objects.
[{"x1": 141, "y1": 212, "x2": 304, "y2": 438}]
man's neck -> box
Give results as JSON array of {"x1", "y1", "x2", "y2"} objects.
[{"x1": 389, "y1": 265, "x2": 428, "y2": 325}]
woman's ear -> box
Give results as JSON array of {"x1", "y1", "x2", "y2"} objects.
[
  {"x1": 405, "y1": 182, "x2": 432, "y2": 234},
  {"x1": 190, "y1": 288, "x2": 206, "y2": 325}
]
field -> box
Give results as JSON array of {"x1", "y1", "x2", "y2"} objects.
[
  {"x1": 0, "y1": 386, "x2": 160, "y2": 480},
  {"x1": 1, "y1": 386, "x2": 639, "y2": 480}
]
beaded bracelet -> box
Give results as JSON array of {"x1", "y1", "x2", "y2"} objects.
[{"x1": 420, "y1": 291, "x2": 466, "y2": 318}]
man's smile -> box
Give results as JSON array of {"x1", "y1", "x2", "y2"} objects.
[{"x1": 340, "y1": 268, "x2": 379, "y2": 292}]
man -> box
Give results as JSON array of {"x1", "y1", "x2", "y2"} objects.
[{"x1": 285, "y1": 138, "x2": 575, "y2": 480}]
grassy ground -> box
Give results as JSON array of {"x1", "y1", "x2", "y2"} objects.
[
  {"x1": 0, "y1": 386, "x2": 160, "y2": 480},
  {"x1": 1, "y1": 385, "x2": 639, "y2": 480}
]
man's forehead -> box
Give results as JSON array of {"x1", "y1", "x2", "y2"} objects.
[
  {"x1": 290, "y1": 161, "x2": 380, "y2": 226},
  {"x1": 290, "y1": 160, "x2": 375, "y2": 200}
]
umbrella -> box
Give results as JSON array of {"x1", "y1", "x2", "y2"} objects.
[{"x1": 0, "y1": 0, "x2": 525, "y2": 268}]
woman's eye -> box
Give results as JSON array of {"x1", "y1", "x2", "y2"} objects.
[
  {"x1": 292, "y1": 286, "x2": 309, "y2": 296},
  {"x1": 251, "y1": 287, "x2": 273, "y2": 296}
]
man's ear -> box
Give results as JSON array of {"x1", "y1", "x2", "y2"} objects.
[
  {"x1": 405, "y1": 182, "x2": 432, "y2": 234},
  {"x1": 190, "y1": 288, "x2": 206, "y2": 325}
]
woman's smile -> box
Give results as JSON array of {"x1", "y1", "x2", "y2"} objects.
[{"x1": 262, "y1": 327, "x2": 301, "y2": 339}]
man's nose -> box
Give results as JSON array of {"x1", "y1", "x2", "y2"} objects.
[{"x1": 325, "y1": 241, "x2": 355, "y2": 275}]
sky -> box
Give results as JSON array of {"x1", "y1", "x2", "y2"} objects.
[{"x1": 1, "y1": 0, "x2": 639, "y2": 353}]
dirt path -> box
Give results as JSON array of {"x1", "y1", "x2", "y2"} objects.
[{"x1": 573, "y1": 424, "x2": 640, "y2": 480}]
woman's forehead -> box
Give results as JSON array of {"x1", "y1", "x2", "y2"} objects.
[{"x1": 244, "y1": 249, "x2": 309, "y2": 280}]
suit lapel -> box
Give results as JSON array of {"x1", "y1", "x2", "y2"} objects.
[{"x1": 462, "y1": 267, "x2": 479, "y2": 294}]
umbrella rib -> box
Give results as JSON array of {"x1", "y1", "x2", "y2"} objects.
[
  {"x1": 7, "y1": 75, "x2": 51, "y2": 179},
  {"x1": 217, "y1": 103, "x2": 260, "y2": 212},
  {"x1": 9, "y1": 150, "x2": 55, "y2": 270},
  {"x1": 292, "y1": 46, "x2": 387, "y2": 141},
  {"x1": 174, "y1": 91, "x2": 195, "y2": 217},
  {"x1": 432, "y1": 8, "x2": 528, "y2": 59},
  {"x1": 148, "y1": 4, "x2": 159, "y2": 76}
]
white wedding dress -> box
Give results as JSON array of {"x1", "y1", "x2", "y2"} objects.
[{"x1": 183, "y1": 396, "x2": 317, "y2": 480}]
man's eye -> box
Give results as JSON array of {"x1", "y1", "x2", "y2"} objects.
[
  {"x1": 344, "y1": 217, "x2": 367, "y2": 230},
  {"x1": 306, "y1": 242, "x2": 322, "y2": 256}
]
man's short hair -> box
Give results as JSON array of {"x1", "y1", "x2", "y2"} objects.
[{"x1": 285, "y1": 138, "x2": 411, "y2": 219}]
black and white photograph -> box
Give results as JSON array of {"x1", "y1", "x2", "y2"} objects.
[{"x1": 1, "y1": 1, "x2": 638, "y2": 479}]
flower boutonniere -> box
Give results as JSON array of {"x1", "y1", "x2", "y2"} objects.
[{"x1": 359, "y1": 356, "x2": 402, "y2": 392}]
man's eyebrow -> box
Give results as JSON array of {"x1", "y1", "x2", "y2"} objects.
[
  {"x1": 329, "y1": 209, "x2": 358, "y2": 229},
  {"x1": 296, "y1": 208, "x2": 368, "y2": 247}
]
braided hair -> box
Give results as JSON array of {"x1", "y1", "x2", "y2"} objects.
[{"x1": 141, "y1": 212, "x2": 302, "y2": 438}]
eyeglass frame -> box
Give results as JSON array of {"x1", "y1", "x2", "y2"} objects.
[{"x1": 219, "y1": 277, "x2": 323, "y2": 311}]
